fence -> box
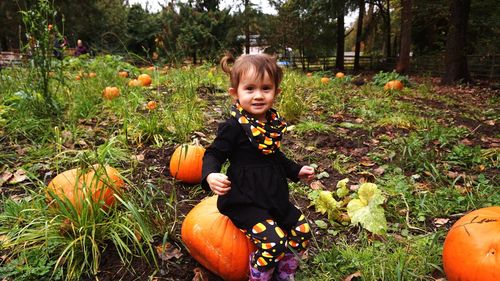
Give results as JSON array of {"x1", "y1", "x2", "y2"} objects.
[{"x1": 286, "y1": 54, "x2": 499, "y2": 80}]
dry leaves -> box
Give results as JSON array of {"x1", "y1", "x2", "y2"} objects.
[
  {"x1": 156, "y1": 242, "x2": 183, "y2": 261},
  {"x1": 310, "y1": 180, "x2": 325, "y2": 190},
  {"x1": 343, "y1": 271, "x2": 362, "y2": 281}
]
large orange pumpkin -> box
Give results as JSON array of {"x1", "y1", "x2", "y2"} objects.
[
  {"x1": 383, "y1": 80, "x2": 404, "y2": 91},
  {"x1": 442, "y1": 206, "x2": 500, "y2": 281},
  {"x1": 169, "y1": 141, "x2": 205, "y2": 184},
  {"x1": 46, "y1": 164, "x2": 124, "y2": 212},
  {"x1": 181, "y1": 196, "x2": 256, "y2": 281},
  {"x1": 138, "y1": 73, "x2": 152, "y2": 86}
]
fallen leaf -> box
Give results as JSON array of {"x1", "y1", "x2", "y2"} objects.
[
  {"x1": 132, "y1": 154, "x2": 145, "y2": 161},
  {"x1": 343, "y1": 271, "x2": 362, "y2": 281},
  {"x1": 485, "y1": 120, "x2": 495, "y2": 126},
  {"x1": 433, "y1": 218, "x2": 450, "y2": 227},
  {"x1": 156, "y1": 243, "x2": 183, "y2": 261},
  {"x1": 8, "y1": 169, "x2": 27, "y2": 184},
  {"x1": 310, "y1": 181, "x2": 325, "y2": 190},
  {"x1": 0, "y1": 171, "x2": 13, "y2": 187},
  {"x1": 373, "y1": 166, "x2": 385, "y2": 175},
  {"x1": 459, "y1": 138, "x2": 473, "y2": 146},
  {"x1": 192, "y1": 267, "x2": 209, "y2": 281}
]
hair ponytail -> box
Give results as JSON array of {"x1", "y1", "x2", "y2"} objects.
[{"x1": 220, "y1": 52, "x2": 234, "y2": 75}]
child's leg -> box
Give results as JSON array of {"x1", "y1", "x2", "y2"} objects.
[
  {"x1": 243, "y1": 219, "x2": 289, "y2": 281},
  {"x1": 275, "y1": 214, "x2": 312, "y2": 281}
]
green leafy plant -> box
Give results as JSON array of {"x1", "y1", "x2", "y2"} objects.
[{"x1": 372, "y1": 71, "x2": 410, "y2": 87}]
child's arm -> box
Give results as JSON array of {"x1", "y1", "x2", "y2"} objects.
[
  {"x1": 276, "y1": 150, "x2": 314, "y2": 181},
  {"x1": 201, "y1": 121, "x2": 238, "y2": 192}
]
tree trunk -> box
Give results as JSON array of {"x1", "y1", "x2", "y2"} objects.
[
  {"x1": 385, "y1": 0, "x2": 391, "y2": 58},
  {"x1": 396, "y1": 0, "x2": 413, "y2": 74},
  {"x1": 336, "y1": 0, "x2": 345, "y2": 71},
  {"x1": 354, "y1": 0, "x2": 365, "y2": 72},
  {"x1": 244, "y1": 0, "x2": 250, "y2": 54},
  {"x1": 441, "y1": 0, "x2": 471, "y2": 84}
]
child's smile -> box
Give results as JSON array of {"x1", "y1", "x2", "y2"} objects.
[{"x1": 229, "y1": 68, "x2": 281, "y2": 122}]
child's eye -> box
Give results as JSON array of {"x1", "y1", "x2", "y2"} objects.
[{"x1": 246, "y1": 86, "x2": 254, "y2": 91}]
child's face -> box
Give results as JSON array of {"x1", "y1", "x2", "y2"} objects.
[{"x1": 229, "y1": 67, "x2": 281, "y2": 122}]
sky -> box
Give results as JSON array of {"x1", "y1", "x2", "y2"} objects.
[
  {"x1": 128, "y1": 0, "x2": 355, "y2": 26},
  {"x1": 128, "y1": 0, "x2": 277, "y2": 14}
]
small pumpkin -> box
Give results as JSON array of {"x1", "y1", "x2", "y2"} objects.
[
  {"x1": 169, "y1": 140, "x2": 205, "y2": 184},
  {"x1": 320, "y1": 77, "x2": 330, "y2": 84},
  {"x1": 182, "y1": 196, "x2": 256, "y2": 281},
  {"x1": 118, "y1": 71, "x2": 129, "y2": 78},
  {"x1": 335, "y1": 72, "x2": 345, "y2": 78},
  {"x1": 442, "y1": 206, "x2": 500, "y2": 281},
  {"x1": 102, "y1": 86, "x2": 120, "y2": 100},
  {"x1": 146, "y1": 100, "x2": 157, "y2": 110},
  {"x1": 128, "y1": 79, "x2": 142, "y2": 87},
  {"x1": 138, "y1": 73, "x2": 152, "y2": 86},
  {"x1": 306, "y1": 72, "x2": 313, "y2": 77},
  {"x1": 88, "y1": 72, "x2": 97, "y2": 78},
  {"x1": 383, "y1": 80, "x2": 404, "y2": 91},
  {"x1": 46, "y1": 164, "x2": 124, "y2": 212}
]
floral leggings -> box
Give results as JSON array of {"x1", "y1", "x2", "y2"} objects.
[{"x1": 241, "y1": 214, "x2": 312, "y2": 271}]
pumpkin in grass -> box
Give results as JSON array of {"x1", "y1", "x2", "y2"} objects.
[
  {"x1": 182, "y1": 196, "x2": 256, "y2": 281},
  {"x1": 102, "y1": 86, "x2": 120, "y2": 100},
  {"x1": 169, "y1": 140, "x2": 205, "y2": 184},
  {"x1": 442, "y1": 206, "x2": 500, "y2": 281},
  {"x1": 320, "y1": 77, "x2": 330, "y2": 84},
  {"x1": 88, "y1": 72, "x2": 97, "y2": 78},
  {"x1": 335, "y1": 72, "x2": 345, "y2": 78},
  {"x1": 128, "y1": 79, "x2": 142, "y2": 87},
  {"x1": 146, "y1": 100, "x2": 157, "y2": 110},
  {"x1": 383, "y1": 80, "x2": 404, "y2": 91},
  {"x1": 46, "y1": 164, "x2": 124, "y2": 212},
  {"x1": 306, "y1": 72, "x2": 313, "y2": 77},
  {"x1": 118, "y1": 71, "x2": 128, "y2": 78},
  {"x1": 138, "y1": 73, "x2": 152, "y2": 86}
]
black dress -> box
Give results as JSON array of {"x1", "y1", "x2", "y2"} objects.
[{"x1": 202, "y1": 118, "x2": 303, "y2": 231}]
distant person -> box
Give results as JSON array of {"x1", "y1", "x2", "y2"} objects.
[
  {"x1": 74, "y1": 39, "x2": 88, "y2": 57},
  {"x1": 53, "y1": 36, "x2": 67, "y2": 60}
]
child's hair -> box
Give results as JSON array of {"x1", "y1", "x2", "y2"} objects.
[{"x1": 220, "y1": 53, "x2": 283, "y2": 90}]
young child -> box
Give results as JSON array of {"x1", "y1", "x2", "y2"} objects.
[{"x1": 202, "y1": 53, "x2": 315, "y2": 281}]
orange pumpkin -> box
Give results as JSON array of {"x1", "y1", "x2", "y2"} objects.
[
  {"x1": 138, "y1": 74, "x2": 152, "y2": 86},
  {"x1": 335, "y1": 72, "x2": 345, "y2": 78},
  {"x1": 128, "y1": 79, "x2": 142, "y2": 87},
  {"x1": 88, "y1": 72, "x2": 97, "y2": 78},
  {"x1": 320, "y1": 77, "x2": 330, "y2": 84},
  {"x1": 46, "y1": 164, "x2": 124, "y2": 212},
  {"x1": 118, "y1": 71, "x2": 129, "y2": 78},
  {"x1": 306, "y1": 72, "x2": 313, "y2": 77},
  {"x1": 102, "y1": 86, "x2": 120, "y2": 100},
  {"x1": 169, "y1": 141, "x2": 205, "y2": 184},
  {"x1": 442, "y1": 206, "x2": 500, "y2": 281},
  {"x1": 182, "y1": 196, "x2": 256, "y2": 281},
  {"x1": 146, "y1": 101, "x2": 157, "y2": 110},
  {"x1": 383, "y1": 80, "x2": 404, "y2": 91}
]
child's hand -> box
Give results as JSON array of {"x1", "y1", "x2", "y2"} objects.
[
  {"x1": 207, "y1": 173, "x2": 232, "y2": 195},
  {"x1": 298, "y1": 166, "x2": 315, "y2": 180}
]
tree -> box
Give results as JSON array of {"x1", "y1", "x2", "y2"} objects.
[
  {"x1": 336, "y1": 0, "x2": 345, "y2": 70},
  {"x1": 441, "y1": 0, "x2": 471, "y2": 84},
  {"x1": 396, "y1": 0, "x2": 412, "y2": 74},
  {"x1": 353, "y1": 0, "x2": 365, "y2": 72}
]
